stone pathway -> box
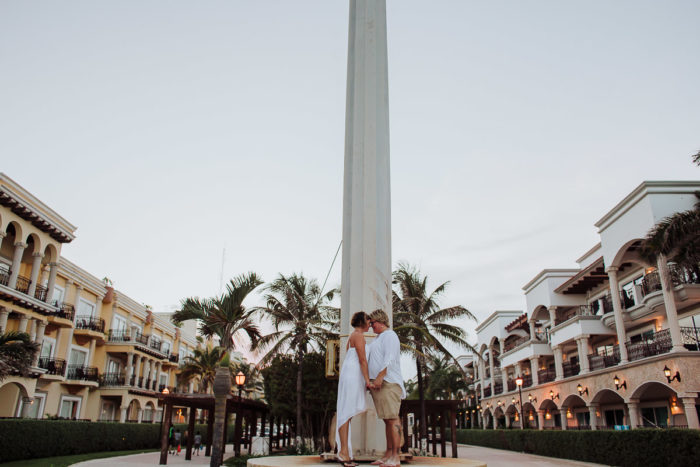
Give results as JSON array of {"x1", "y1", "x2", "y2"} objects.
[{"x1": 72, "y1": 444, "x2": 239, "y2": 466}]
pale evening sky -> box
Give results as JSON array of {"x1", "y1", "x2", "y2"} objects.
[{"x1": 2, "y1": 1, "x2": 699, "y2": 376}]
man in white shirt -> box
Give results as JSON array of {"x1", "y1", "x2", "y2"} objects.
[{"x1": 368, "y1": 308, "x2": 405, "y2": 467}]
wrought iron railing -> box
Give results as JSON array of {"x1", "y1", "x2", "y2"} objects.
[
  {"x1": 680, "y1": 326, "x2": 700, "y2": 350},
  {"x1": 100, "y1": 372, "x2": 125, "y2": 386},
  {"x1": 134, "y1": 331, "x2": 149, "y2": 346},
  {"x1": 562, "y1": 361, "x2": 580, "y2": 378},
  {"x1": 620, "y1": 290, "x2": 636, "y2": 309},
  {"x1": 138, "y1": 376, "x2": 144, "y2": 387},
  {"x1": 626, "y1": 329, "x2": 672, "y2": 361},
  {"x1": 15, "y1": 275, "x2": 31, "y2": 294},
  {"x1": 503, "y1": 335, "x2": 529, "y2": 352},
  {"x1": 108, "y1": 329, "x2": 131, "y2": 342},
  {"x1": 588, "y1": 345, "x2": 621, "y2": 371},
  {"x1": 48, "y1": 303, "x2": 75, "y2": 322},
  {"x1": 66, "y1": 365, "x2": 99, "y2": 381},
  {"x1": 75, "y1": 315, "x2": 105, "y2": 333},
  {"x1": 130, "y1": 374, "x2": 136, "y2": 386},
  {"x1": 38, "y1": 357, "x2": 66, "y2": 376},
  {"x1": 493, "y1": 382, "x2": 503, "y2": 394},
  {"x1": 34, "y1": 284, "x2": 48, "y2": 301},
  {"x1": 555, "y1": 305, "x2": 595, "y2": 326},
  {"x1": 507, "y1": 380, "x2": 516, "y2": 392},
  {"x1": 149, "y1": 336, "x2": 162, "y2": 352},
  {"x1": 0, "y1": 267, "x2": 9, "y2": 286},
  {"x1": 169, "y1": 354, "x2": 179, "y2": 363},
  {"x1": 538, "y1": 368, "x2": 556, "y2": 383},
  {"x1": 521, "y1": 373, "x2": 533, "y2": 388},
  {"x1": 483, "y1": 385, "x2": 492, "y2": 397}
]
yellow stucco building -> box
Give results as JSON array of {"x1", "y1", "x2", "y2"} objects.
[{"x1": 0, "y1": 172, "x2": 200, "y2": 423}]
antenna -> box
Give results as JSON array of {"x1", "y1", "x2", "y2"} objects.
[{"x1": 219, "y1": 247, "x2": 226, "y2": 294}]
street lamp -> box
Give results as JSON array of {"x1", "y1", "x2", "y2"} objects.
[
  {"x1": 515, "y1": 376, "x2": 524, "y2": 430},
  {"x1": 235, "y1": 371, "x2": 246, "y2": 398}
]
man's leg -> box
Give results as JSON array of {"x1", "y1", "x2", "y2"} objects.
[{"x1": 389, "y1": 418, "x2": 401, "y2": 463}]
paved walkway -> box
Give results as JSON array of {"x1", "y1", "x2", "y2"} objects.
[{"x1": 73, "y1": 443, "x2": 607, "y2": 466}]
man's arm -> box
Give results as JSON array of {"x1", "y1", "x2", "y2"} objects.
[{"x1": 371, "y1": 367, "x2": 388, "y2": 390}]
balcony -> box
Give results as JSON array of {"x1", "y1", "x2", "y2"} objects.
[
  {"x1": 591, "y1": 295, "x2": 614, "y2": 315},
  {"x1": 521, "y1": 374, "x2": 533, "y2": 388},
  {"x1": 483, "y1": 385, "x2": 492, "y2": 397},
  {"x1": 134, "y1": 331, "x2": 149, "y2": 346},
  {"x1": 108, "y1": 329, "x2": 131, "y2": 342},
  {"x1": 555, "y1": 305, "x2": 595, "y2": 326},
  {"x1": 493, "y1": 382, "x2": 503, "y2": 395},
  {"x1": 550, "y1": 305, "x2": 614, "y2": 347},
  {"x1": 38, "y1": 357, "x2": 66, "y2": 376},
  {"x1": 66, "y1": 364, "x2": 99, "y2": 382},
  {"x1": 100, "y1": 372, "x2": 126, "y2": 387},
  {"x1": 168, "y1": 354, "x2": 179, "y2": 364},
  {"x1": 15, "y1": 275, "x2": 30, "y2": 294},
  {"x1": 562, "y1": 361, "x2": 580, "y2": 378},
  {"x1": 681, "y1": 326, "x2": 700, "y2": 350},
  {"x1": 75, "y1": 315, "x2": 105, "y2": 333},
  {"x1": 538, "y1": 368, "x2": 556, "y2": 383},
  {"x1": 503, "y1": 335, "x2": 530, "y2": 352},
  {"x1": 642, "y1": 266, "x2": 700, "y2": 298},
  {"x1": 588, "y1": 345, "x2": 621, "y2": 371},
  {"x1": 626, "y1": 329, "x2": 672, "y2": 361},
  {"x1": 149, "y1": 336, "x2": 163, "y2": 352},
  {"x1": 507, "y1": 380, "x2": 516, "y2": 392}
]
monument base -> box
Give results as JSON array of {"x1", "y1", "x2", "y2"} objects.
[
  {"x1": 247, "y1": 455, "x2": 485, "y2": 467},
  {"x1": 319, "y1": 452, "x2": 413, "y2": 463}
]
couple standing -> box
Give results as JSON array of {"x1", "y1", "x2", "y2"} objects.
[{"x1": 335, "y1": 309, "x2": 405, "y2": 467}]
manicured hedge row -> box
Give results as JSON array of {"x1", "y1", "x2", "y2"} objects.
[
  {"x1": 455, "y1": 429, "x2": 700, "y2": 467},
  {"x1": 0, "y1": 420, "x2": 160, "y2": 463}
]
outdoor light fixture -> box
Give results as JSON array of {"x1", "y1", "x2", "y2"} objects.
[
  {"x1": 528, "y1": 394, "x2": 537, "y2": 404},
  {"x1": 577, "y1": 384, "x2": 589, "y2": 396},
  {"x1": 235, "y1": 370, "x2": 246, "y2": 398},
  {"x1": 545, "y1": 410, "x2": 551, "y2": 420},
  {"x1": 549, "y1": 390, "x2": 559, "y2": 400},
  {"x1": 566, "y1": 408, "x2": 572, "y2": 419},
  {"x1": 663, "y1": 366, "x2": 681, "y2": 383},
  {"x1": 512, "y1": 397, "x2": 517, "y2": 405},
  {"x1": 528, "y1": 412, "x2": 534, "y2": 421},
  {"x1": 497, "y1": 400, "x2": 502, "y2": 407},
  {"x1": 613, "y1": 375, "x2": 627, "y2": 390},
  {"x1": 514, "y1": 412, "x2": 519, "y2": 421},
  {"x1": 477, "y1": 405, "x2": 481, "y2": 410},
  {"x1": 515, "y1": 376, "x2": 523, "y2": 387},
  {"x1": 162, "y1": 387, "x2": 170, "y2": 394}
]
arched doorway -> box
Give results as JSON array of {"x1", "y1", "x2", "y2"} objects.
[
  {"x1": 631, "y1": 381, "x2": 680, "y2": 428},
  {"x1": 591, "y1": 388, "x2": 626, "y2": 428}
]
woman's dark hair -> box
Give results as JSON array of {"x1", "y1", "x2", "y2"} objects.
[{"x1": 351, "y1": 311, "x2": 368, "y2": 328}]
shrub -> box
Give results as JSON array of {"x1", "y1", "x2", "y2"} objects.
[{"x1": 455, "y1": 429, "x2": 700, "y2": 467}]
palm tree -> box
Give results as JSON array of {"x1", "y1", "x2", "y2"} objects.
[
  {"x1": 392, "y1": 262, "x2": 477, "y2": 453},
  {"x1": 425, "y1": 354, "x2": 468, "y2": 400},
  {"x1": 172, "y1": 272, "x2": 263, "y2": 353},
  {"x1": 232, "y1": 361, "x2": 264, "y2": 399},
  {"x1": 179, "y1": 345, "x2": 226, "y2": 394},
  {"x1": 253, "y1": 273, "x2": 338, "y2": 448},
  {"x1": 0, "y1": 331, "x2": 39, "y2": 382}
]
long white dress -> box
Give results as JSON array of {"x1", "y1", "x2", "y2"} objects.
[{"x1": 335, "y1": 344, "x2": 371, "y2": 456}]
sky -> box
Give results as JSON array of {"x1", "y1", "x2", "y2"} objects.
[{"x1": 2, "y1": 1, "x2": 699, "y2": 378}]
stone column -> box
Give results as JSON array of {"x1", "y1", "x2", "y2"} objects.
[
  {"x1": 553, "y1": 346, "x2": 564, "y2": 381},
  {"x1": 27, "y1": 252, "x2": 44, "y2": 297},
  {"x1": 501, "y1": 367, "x2": 508, "y2": 392},
  {"x1": 33, "y1": 320, "x2": 47, "y2": 366},
  {"x1": 606, "y1": 267, "x2": 630, "y2": 363},
  {"x1": 134, "y1": 356, "x2": 143, "y2": 387},
  {"x1": 588, "y1": 403, "x2": 599, "y2": 430},
  {"x1": 548, "y1": 306, "x2": 557, "y2": 325},
  {"x1": 45, "y1": 262, "x2": 59, "y2": 304},
  {"x1": 529, "y1": 356, "x2": 539, "y2": 386},
  {"x1": 656, "y1": 255, "x2": 686, "y2": 352},
  {"x1": 8, "y1": 242, "x2": 27, "y2": 289},
  {"x1": 561, "y1": 406, "x2": 568, "y2": 430},
  {"x1": 529, "y1": 320, "x2": 536, "y2": 339},
  {"x1": 21, "y1": 397, "x2": 34, "y2": 418},
  {"x1": 0, "y1": 307, "x2": 9, "y2": 332},
  {"x1": 94, "y1": 295, "x2": 104, "y2": 319},
  {"x1": 18, "y1": 314, "x2": 29, "y2": 333},
  {"x1": 627, "y1": 400, "x2": 640, "y2": 428},
  {"x1": 681, "y1": 397, "x2": 700, "y2": 429},
  {"x1": 120, "y1": 406, "x2": 128, "y2": 423},
  {"x1": 537, "y1": 410, "x2": 545, "y2": 430},
  {"x1": 29, "y1": 319, "x2": 37, "y2": 341},
  {"x1": 88, "y1": 338, "x2": 97, "y2": 367},
  {"x1": 126, "y1": 352, "x2": 135, "y2": 386},
  {"x1": 505, "y1": 414, "x2": 511, "y2": 428},
  {"x1": 137, "y1": 408, "x2": 143, "y2": 423},
  {"x1": 488, "y1": 348, "x2": 496, "y2": 384},
  {"x1": 73, "y1": 284, "x2": 83, "y2": 310},
  {"x1": 143, "y1": 359, "x2": 151, "y2": 387},
  {"x1": 577, "y1": 336, "x2": 590, "y2": 374},
  {"x1": 478, "y1": 359, "x2": 486, "y2": 398}
]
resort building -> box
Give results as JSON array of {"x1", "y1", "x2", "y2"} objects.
[
  {"x1": 468, "y1": 181, "x2": 700, "y2": 430},
  {"x1": 0, "y1": 173, "x2": 200, "y2": 422}
]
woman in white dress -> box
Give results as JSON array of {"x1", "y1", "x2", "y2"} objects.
[{"x1": 335, "y1": 311, "x2": 372, "y2": 467}]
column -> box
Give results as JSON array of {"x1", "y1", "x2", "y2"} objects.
[
  {"x1": 120, "y1": 406, "x2": 128, "y2": 423},
  {"x1": 537, "y1": 410, "x2": 545, "y2": 431},
  {"x1": 505, "y1": 414, "x2": 511, "y2": 428},
  {"x1": 548, "y1": 306, "x2": 557, "y2": 325},
  {"x1": 137, "y1": 408, "x2": 143, "y2": 423},
  {"x1": 33, "y1": 320, "x2": 47, "y2": 366},
  {"x1": 681, "y1": 397, "x2": 700, "y2": 429},
  {"x1": 21, "y1": 397, "x2": 34, "y2": 418},
  {"x1": 8, "y1": 242, "x2": 27, "y2": 289},
  {"x1": 73, "y1": 284, "x2": 83, "y2": 307},
  {"x1": 88, "y1": 338, "x2": 97, "y2": 367},
  {"x1": 606, "y1": 267, "x2": 630, "y2": 363},
  {"x1": 143, "y1": 359, "x2": 151, "y2": 388},
  {"x1": 94, "y1": 295, "x2": 104, "y2": 319},
  {"x1": 501, "y1": 367, "x2": 508, "y2": 392},
  {"x1": 27, "y1": 252, "x2": 44, "y2": 297},
  {"x1": 553, "y1": 346, "x2": 564, "y2": 381},
  {"x1": 588, "y1": 403, "x2": 599, "y2": 430},
  {"x1": 560, "y1": 406, "x2": 568, "y2": 430},
  {"x1": 627, "y1": 400, "x2": 640, "y2": 428},
  {"x1": 126, "y1": 352, "x2": 135, "y2": 386},
  {"x1": 154, "y1": 362, "x2": 162, "y2": 390},
  {"x1": 529, "y1": 356, "x2": 539, "y2": 386},
  {"x1": 134, "y1": 356, "x2": 143, "y2": 387},
  {"x1": 29, "y1": 319, "x2": 37, "y2": 340},
  {"x1": 0, "y1": 307, "x2": 9, "y2": 332},
  {"x1": 488, "y1": 348, "x2": 496, "y2": 386},
  {"x1": 478, "y1": 359, "x2": 486, "y2": 398},
  {"x1": 577, "y1": 336, "x2": 590, "y2": 374},
  {"x1": 18, "y1": 315, "x2": 29, "y2": 333},
  {"x1": 657, "y1": 255, "x2": 686, "y2": 352},
  {"x1": 529, "y1": 320, "x2": 536, "y2": 339},
  {"x1": 491, "y1": 413, "x2": 497, "y2": 430},
  {"x1": 45, "y1": 262, "x2": 59, "y2": 303}
]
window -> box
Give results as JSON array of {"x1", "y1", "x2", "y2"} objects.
[
  {"x1": 641, "y1": 406, "x2": 668, "y2": 428},
  {"x1": 68, "y1": 347, "x2": 88, "y2": 367},
  {"x1": 77, "y1": 298, "x2": 95, "y2": 317},
  {"x1": 629, "y1": 330, "x2": 655, "y2": 344},
  {"x1": 112, "y1": 314, "x2": 127, "y2": 331},
  {"x1": 59, "y1": 396, "x2": 82, "y2": 419},
  {"x1": 100, "y1": 400, "x2": 116, "y2": 421},
  {"x1": 604, "y1": 409, "x2": 625, "y2": 427},
  {"x1": 106, "y1": 358, "x2": 121, "y2": 374},
  {"x1": 16, "y1": 393, "x2": 46, "y2": 419},
  {"x1": 40, "y1": 337, "x2": 56, "y2": 359},
  {"x1": 52, "y1": 285, "x2": 65, "y2": 305},
  {"x1": 576, "y1": 411, "x2": 590, "y2": 426},
  {"x1": 162, "y1": 340, "x2": 172, "y2": 354}
]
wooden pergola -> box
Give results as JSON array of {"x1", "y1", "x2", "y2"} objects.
[{"x1": 157, "y1": 393, "x2": 283, "y2": 465}]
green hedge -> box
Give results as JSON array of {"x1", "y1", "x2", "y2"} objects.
[
  {"x1": 0, "y1": 420, "x2": 160, "y2": 463},
  {"x1": 455, "y1": 429, "x2": 700, "y2": 467}
]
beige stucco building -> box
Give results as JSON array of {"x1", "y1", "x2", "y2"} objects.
[
  {"x1": 0, "y1": 173, "x2": 200, "y2": 423},
  {"x1": 466, "y1": 181, "x2": 700, "y2": 430}
]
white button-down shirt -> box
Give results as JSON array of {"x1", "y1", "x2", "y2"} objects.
[{"x1": 368, "y1": 329, "x2": 406, "y2": 398}]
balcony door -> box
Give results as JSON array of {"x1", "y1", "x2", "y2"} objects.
[
  {"x1": 106, "y1": 358, "x2": 121, "y2": 374},
  {"x1": 77, "y1": 298, "x2": 95, "y2": 317},
  {"x1": 51, "y1": 285, "x2": 65, "y2": 305},
  {"x1": 100, "y1": 400, "x2": 116, "y2": 421},
  {"x1": 68, "y1": 347, "x2": 87, "y2": 367},
  {"x1": 40, "y1": 337, "x2": 55, "y2": 360},
  {"x1": 59, "y1": 395, "x2": 81, "y2": 419}
]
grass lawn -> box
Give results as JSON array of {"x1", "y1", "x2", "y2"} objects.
[{"x1": 0, "y1": 448, "x2": 158, "y2": 467}]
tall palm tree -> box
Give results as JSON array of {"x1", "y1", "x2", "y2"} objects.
[
  {"x1": 392, "y1": 262, "x2": 477, "y2": 453},
  {"x1": 0, "y1": 331, "x2": 39, "y2": 382},
  {"x1": 179, "y1": 345, "x2": 226, "y2": 394},
  {"x1": 172, "y1": 272, "x2": 263, "y2": 353},
  {"x1": 253, "y1": 273, "x2": 338, "y2": 448}
]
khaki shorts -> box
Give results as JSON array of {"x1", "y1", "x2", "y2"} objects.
[{"x1": 370, "y1": 380, "x2": 402, "y2": 420}]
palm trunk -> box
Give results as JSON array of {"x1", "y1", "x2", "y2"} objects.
[
  {"x1": 416, "y1": 345, "x2": 427, "y2": 454},
  {"x1": 296, "y1": 348, "x2": 304, "y2": 451}
]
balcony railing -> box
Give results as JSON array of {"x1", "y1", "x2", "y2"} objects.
[
  {"x1": 562, "y1": 361, "x2": 580, "y2": 378},
  {"x1": 108, "y1": 329, "x2": 132, "y2": 342},
  {"x1": 66, "y1": 365, "x2": 99, "y2": 382},
  {"x1": 503, "y1": 335, "x2": 530, "y2": 352},
  {"x1": 538, "y1": 368, "x2": 556, "y2": 383},
  {"x1": 0, "y1": 267, "x2": 9, "y2": 286},
  {"x1": 50, "y1": 303, "x2": 75, "y2": 321},
  {"x1": 588, "y1": 345, "x2": 621, "y2": 371},
  {"x1": 641, "y1": 265, "x2": 700, "y2": 297},
  {"x1": 169, "y1": 354, "x2": 179, "y2": 363},
  {"x1": 521, "y1": 373, "x2": 533, "y2": 388},
  {"x1": 483, "y1": 385, "x2": 492, "y2": 397},
  {"x1": 507, "y1": 380, "x2": 516, "y2": 392},
  {"x1": 15, "y1": 275, "x2": 31, "y2": 294},
  {"x1": 34, "y1": 284, "x2": 48, "y2": 302},
  {"x1": 626, "y1": 329, "x2": 672, "y2": 361},
  {"x1": 138, "y1": 376, "x2": 144, "y2": 387},
  {"x1": 620, "y1": 290, "x2": 636, "y2": 309},
  {"x1": 38, "y1": 357, "x2": 66, "y2": 376},
  {"x1": 555, "y1": 305, "x2": 595, "y2": 326},
  {"x1": 493, "y1": 382, "x2": 503, "y2": 394},
  {"x1": 134, "y1": 331, "x2": 149, "y2": 346},
  {"x1": 681, "y1": 326, "x2": 700, "y2": 350},
  {"x1": 591, "y1": 295, "x2": 614, "y2": 315},
  {"x1": 149, "y1": 336, "x2": 162, "y2": 352},
  {"x1": 100, "y1": 372, "x2": 125, "y2": 387},
  {"x1": 75, "y1": 315, "x2": 105, "y2": 333},
  {"x1": 130, "y1": 374, "x2": 136, "y2": 386}
]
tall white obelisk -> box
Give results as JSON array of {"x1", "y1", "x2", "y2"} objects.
[{"x1": 340, "y1": 0, "x2": 392, "y2": 458}]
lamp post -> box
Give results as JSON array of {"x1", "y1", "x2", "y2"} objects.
[
  {"x1": 515, "y1": 376, "x2": 524, "y2": 430},
  {"x1": 235, "y1": 371, "x2": 246, "y2": 399}
]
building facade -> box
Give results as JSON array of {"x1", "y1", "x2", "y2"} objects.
[
  {"x1": 0, "y1": 173, "x2": 199, "y2": 422},
  {"x1": 468, "y1": 181, "x2": 700, "y2": 430}
]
